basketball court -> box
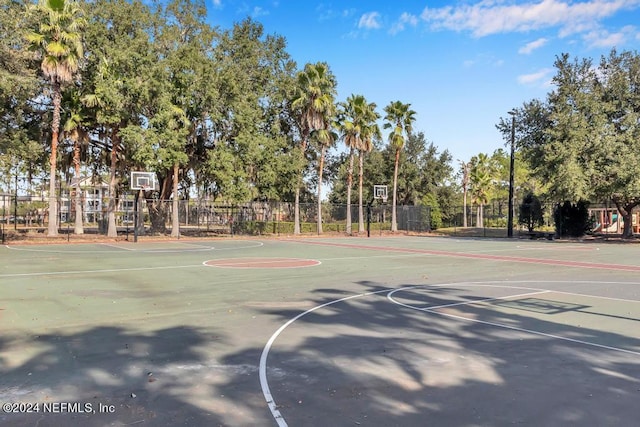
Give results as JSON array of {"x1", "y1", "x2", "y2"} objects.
[{"x1": 1, "y1": 236, "x2": 639, "y2": 426}]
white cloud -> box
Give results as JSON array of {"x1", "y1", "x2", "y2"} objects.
[
  {"x1": 390, "y1": 12, "x2": 419, "y2": 35},
  {"x1": 358, "y1": 11, "x2": 382, "y2": 30},
  {"x1": 462, "y1": 53, "x2": 504, "y2": 68},
  {"x1": 519, "y1": 37, "x2": 549, "y2": 54},
  {"x1": 518, "y1": 68, "x2": 554, "y2": 85},
  {"x1": 317, "y1": 5, "x2": 356, "y2": 22},
  {"x1": 343, "y1": 8, "x2": 356, "y2": 18},
  {"x1": 316, "y1": 3, "x2": 335, "y2": 21},
  {"x1": 421, "y1": 0, "x2": 640, "y2": 37},
  {"x1": 252, "y1": 6, "x2": 268, "y2": 18},
  {"x1": 212, "y1": 0, "x2": 221, "y2": 6},
  {"x1": 583, "y1": 25, "x2": 635, "y2": 47}
]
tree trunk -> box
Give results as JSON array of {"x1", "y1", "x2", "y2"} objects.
[
  {"x1": 294, "y1": 137, "x2": 308, "y2": 235},
  {"x1": 171, "y1": 163, "x2": 180, "y2": 237},
  {"x1": 346, "y1": 147, "x2": 354, "y2": 234},
  {"x1": 317, "y1": 144, "x2": 326, "y2": 235},
  {"x1": 148, "y1": 174, "x2": 169, "y2": 234},
  {"x1": 148, "y1": 199, "x2": 168, "y2": 233},
  {"x1": 391, "y1": 148, "x2": 400, "y2": 232},
  {"x1": 47, "y1": 80, "x2": 62, "y2": 237},
  {"x1": 107, "y1": 132, "x2": 119, "y2": 238},
  {"x1": 73, "y1": 139, "x2": 83, "y2": 234},
  {"x1": 294, "y1": 186, "x2": 301, "y2": 234},
  {"x1": 462, "y1": 188, "x2": 468, "y2": 228},
  {"x1": 358, "y1": 151, "x2": 365, "y2": 233},
  {"x1": 613, "y1": 199, "x2": 638, "y2": 238}
]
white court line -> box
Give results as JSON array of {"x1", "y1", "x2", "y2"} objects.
[
  {"x1": 0, "y1": 264, "x2": 203, "y2": 278},
  {"x1": 166, "y1": 241, "x2": 214, "y2": 248},
  {"x1": 553, "y1": 289, "x2": 640, "y2": 304},
  {"x1": 259, "y1": 288, "x2": 392, "y2": 427},
  {"x1": 213, "y1": 241, "x2": 264, "y2": 251},
  {"x1": 420, "y1": 290, "x2": 550, "y2": 310},
  {"x1": 99, "y1": 243, "x2": 135, "y2": 251},
  {"x1": 3, "y1": 240, "x2": 263, "y2": 254},
  {"x1": 459, "y1": 281, "x2": 640, "y2": 304},
  {"x1": 387, "y1": 284, "x2": 640, "y2": 357},
  {"x1": 4, "y1": 245, "x2": 130, "y2": 254},
  {"x1": 3, "y1": 244, "x2": 215, "y2": 253},
  {"x1": 415, "y1": 281, "x2": 640, "y2": 304},
  {"x1": 203, "y1": 258, "x2": 321, "y2": 269},
  {"x1": 100, "y1": 242, "x2": 214, "y2": 250},
  {"x1": 260, "y1": 280, "x2": 640, "y2": 426}
]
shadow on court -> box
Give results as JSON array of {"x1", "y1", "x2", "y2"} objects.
[
  {"x1": 232, "y1": 279, "x2": 640, "y2": 426},
  {"x1": 3, "y1": 238, "x2": 640, "y2": 426},
  {"x1": 1, "y1": 282, "x2": 639, "y2": 426},
  {"x1": 0, "y1": 326, "x2": 230, "y2": 427}
]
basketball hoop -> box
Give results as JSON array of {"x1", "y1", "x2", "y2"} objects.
[
  {"x1": 373, "y1": 185, "x2": 388, "y2": 203},
  {"x1": 130, "y1": 171, "x2": 158, "y2": 192}
]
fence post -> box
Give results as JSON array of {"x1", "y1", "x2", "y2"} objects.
[
  {"x1": 1, "y1": 194, "x2": 5, "y2": 243},
  {"x1": 133, "y1": 191, "x2": 139, "y2": 243},
  {"x1": 366, "y1": 202, "x2": 371, "y2": 237}
]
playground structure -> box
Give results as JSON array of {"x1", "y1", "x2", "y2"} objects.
[{"x1": 590, "y1": 207, "x2": 640, "y2": 234}]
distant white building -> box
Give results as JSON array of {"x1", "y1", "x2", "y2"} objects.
[
  {"x1": 0, "y1": 193, "x2": 10, "y2": 219},
  {"x1": 57, "y1": 177, "x2": 104, "y2": 223}
]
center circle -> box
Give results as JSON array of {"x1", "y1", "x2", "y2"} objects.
[{"x1": 203, "y1": 257, "x2": 321, "y2": 269}]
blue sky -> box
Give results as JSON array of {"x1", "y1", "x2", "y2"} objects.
[{"x1": 206, "y1": 0, "x2": 640, "y2": 163}]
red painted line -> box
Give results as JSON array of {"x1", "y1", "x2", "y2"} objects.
[{"x1": 284, "y1": 239, "x2": 640, "y2": 272}]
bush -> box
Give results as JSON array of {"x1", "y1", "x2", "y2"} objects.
[
  {"x1": 232, "y1": 220, "x2": 387, "y2": 235},
  {"x1": 232, "y1": 220, "x2": 268, "y2": 235},
  {"x1": 554, "y1": 200, "x2": 590, "y2": 237},
  {"x1": 519, "y1": 192, "x2": 544, "y2": 232},
  {"x1": 484, "y1": 217, "x2": 507, "y2": 228},
  {"x1": 420, "y1": 193, "x2": 442, "y2": 230}
]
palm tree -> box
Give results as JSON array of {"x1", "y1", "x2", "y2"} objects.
[
  {"x1": 337, "y1": 99, "x2": 361, "y2": 235},
  {"x1": 459, "y1": 160, "x2": 471, "y2": 227},
  {"x1": 383, "y1": 101, "x2": 416, "y2": 232},
  {"x1": 469, "y1": 154, "x2": 493, "y2": 228},
  {"x1": 336, "y1": 95, "x2": 366, "y2": 233},
  {"x1": 357, "y1": 104, "x2": 380, "y2": 233},
  {"x1": 61, "y1": 87, "x2": 90, "y2": 234},
  {"x1": 313, "y1": 125, "x2": 337, "y2": 234},
  {"x1": 26, "y1": 0, "x2": 85, "y2": 236},
  {"x1": 291, "y1": 62, "x2": 337, "y2": 234},
  {"x1": 337, "y1": 95, "x2": 380, "y2": 234}
]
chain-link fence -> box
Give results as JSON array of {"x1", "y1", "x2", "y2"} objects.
[
  {"x1": 5, "y1": 190, "x2": 640, "y2": 241},
  {"x1": 0, "y1": 193, "x2": 433, "y2": 239},
  {"x1": 123, "y1": 200, "x2": 431, "y2": 236},
  {"x1": 439, "y1": 201, "x2": 557, "y2": 237}
]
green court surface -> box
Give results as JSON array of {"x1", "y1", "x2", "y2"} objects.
[{"x1": 1, "y1": 236, "x2": 639, "y2": 426}]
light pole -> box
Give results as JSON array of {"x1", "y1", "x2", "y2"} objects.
[{"x1": 507, "y1": 111, "x2": 516, "y2": 238}]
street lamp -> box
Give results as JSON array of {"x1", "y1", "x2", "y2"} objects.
[{"x1": 507, "y1": 110, "x2": 516, "y2": 238}]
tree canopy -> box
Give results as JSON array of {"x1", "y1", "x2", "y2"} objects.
[
  {"x1": 6, "y1": 1, "x2": 640, "y2": 238},
  {"x1": 498, "y1": 49, "x2": 640, "y2": 237}
]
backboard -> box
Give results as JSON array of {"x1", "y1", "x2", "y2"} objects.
[
  {"x1": 373, "y1": 185, "x2": 388, "y2": 202},
  {"x1": 130, "y1": 171, "x2": 159, "y2": 191}
]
